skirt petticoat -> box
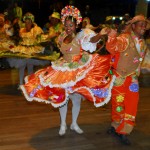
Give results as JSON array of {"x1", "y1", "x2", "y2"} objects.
[
  {"x1": 27, "y1": 59, "x2": 50, "y2": 66},
  {"x1": 20, "y1": 53, "x2": 115, "y2": 108},
  {"x1": 7, "y1": 58, "x2": 50, "y2": 69},
  {"x1": 7, "y1": 58, "x2": 27, "y2": 68}
]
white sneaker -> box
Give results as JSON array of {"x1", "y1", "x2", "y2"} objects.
[
  {"x1": 59, "y1": 124, "x2": 67, "y2": 136},
  {"x1": 70, "y1": 124, "x2": 83, "y2": 134}
]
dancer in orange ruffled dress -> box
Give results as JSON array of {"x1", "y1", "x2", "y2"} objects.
[{"x1": 20, "y1": 5, "x2": 114, "y2": 136}]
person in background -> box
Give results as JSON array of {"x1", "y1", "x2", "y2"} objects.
[
  {"x1": 47, "y1": 12, "x2": 64, "y2": 41},
  {"x1": 82, "y1": 17, "x2": 100, "y2": 31},
  {"x1": 43, "y1": 12, "x2": 64, "y2": 54},
  {"x1": 119, "y1": 13, "x2": 131, "y2": 33},
  {"x1": 121, "y1": 13, "x2": 131, "y2": 25},
  {"x1": 7, "y1": 12, "x2": 49, "y2": 87},
  {"x1": 13, "y1": 2, "x2": 22, "y2": 21},
  {"x1": 0, "y1": 13, "x2": 13, "y2": 69}
]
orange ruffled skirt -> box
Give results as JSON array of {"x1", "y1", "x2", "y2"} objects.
[{"x1": 20, "y1": 53, "x2": 114, "y2": 108}]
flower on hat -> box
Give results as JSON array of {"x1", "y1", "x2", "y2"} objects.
[{"x1": 61, "y1": 5, "x2": 82, "y2": 25}]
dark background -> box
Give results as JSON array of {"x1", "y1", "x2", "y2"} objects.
[{"x1": 0, "y1": 0, "x2": 139, "y2": 27}]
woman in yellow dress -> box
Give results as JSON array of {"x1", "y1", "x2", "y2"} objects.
[{"x1": 8, "y1": 12, "x2": 49, "y2": 86}]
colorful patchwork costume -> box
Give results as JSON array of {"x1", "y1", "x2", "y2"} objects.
[{"x1": 106, "y1": 15, "x2": 149, "y2": 135}]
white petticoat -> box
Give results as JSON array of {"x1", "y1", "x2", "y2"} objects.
[{"x1": 7, "y1": 58, "x2": 50, "y2": 68}]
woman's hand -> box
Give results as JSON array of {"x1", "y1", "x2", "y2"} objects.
[{"x1": 100, "y1": 27, "x2": 111, "y2": 35}]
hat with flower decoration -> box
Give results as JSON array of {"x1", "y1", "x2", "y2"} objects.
[{"x1": 61, "y1": 5, "x2": 82, "y2": 25}]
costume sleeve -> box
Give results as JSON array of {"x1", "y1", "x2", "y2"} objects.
[
  {"x1": 76, "y1": 28, "x2": 99, "y2": 53},
  {"x1": 35, "y1": 26, "x2": 44, "y2": 35},
  {"x1": 106, "y1": 33, "x2": 129, "y2": 55}
]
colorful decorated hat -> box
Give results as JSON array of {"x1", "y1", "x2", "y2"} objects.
[
  {"x1": 61, "y1": 5, "x2": 82, "y2": 25},
  {"x1": 23, "y1": 12, "x2": 34, "y2": 22}
]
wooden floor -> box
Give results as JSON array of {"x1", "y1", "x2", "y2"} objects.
[{"x1": 0, "y1": 68, "x2": 150, "y2": 150}]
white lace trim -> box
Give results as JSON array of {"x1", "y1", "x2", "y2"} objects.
[
  {"x1": 51, "y1": 54, "x2": 92, "y2": 71},
  {"x1": 20, "y1": 85, "x2": 69, "y2": 108},
  {"x1": 20, "y1": 85, "x2": 51, "y2": 104}
]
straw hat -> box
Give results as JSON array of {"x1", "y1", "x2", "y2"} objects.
[
  {"x1": 50, "y1": 12, "x2": 60, "y2": 20},
  {"x1": 105, "y1": 16, "x2": 112, "y2": 22},
  {"x1": 124, "y1": 15, "x2": 150, "y2": 32}
]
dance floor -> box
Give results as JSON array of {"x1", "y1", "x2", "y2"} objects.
[{"x1": 0, "y1": 68, "x2": 150, "y2": 150}]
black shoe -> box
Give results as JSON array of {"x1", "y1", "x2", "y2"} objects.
[
  {"x1": 116, "y1": 133, "x2": 131, "y2": 145},
  {"x1": 107, "y1": 126, "x2": 116, "y2": 135}
]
